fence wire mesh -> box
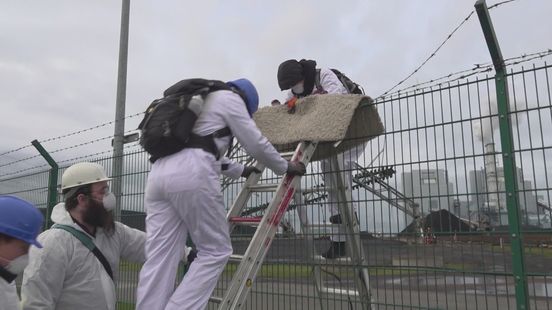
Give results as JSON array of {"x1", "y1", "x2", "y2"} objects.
[{"x1": 1, "y1": 61, "x2": 551, "y2": 310}]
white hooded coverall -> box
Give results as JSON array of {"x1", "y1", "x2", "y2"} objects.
[
  {"x1": 136, "y1": 90, "x2": 288, "y2": 310},
  {"x1": 0, "y1": 274, "x2": 20, "y2": 310},
  {"x1": 21, "y1": 203, "x2": 146, "y2": 310},
  {"x1": 287, "y1": 68, "x2": 364, "y2": 242}
]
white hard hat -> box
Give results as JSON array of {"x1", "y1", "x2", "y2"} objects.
[{"x1": 61, "y1": 162, "x2": 111, "y2": 191}]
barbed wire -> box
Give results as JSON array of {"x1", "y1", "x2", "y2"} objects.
[
  {"x1": 0, "y1": 143, "x2": 142, "y2": 180},
  {"x1": 378, "y1": 10, "x2": 475, "y2": 98},
  {"x1": 0, "y1": 145, "x2": 33, "y2": 158},
  {"x1": 39, "y1": 111, "x2": 144, "y2": 144},
  {"x1": 0, "y1": 163, "x2": 50, "y2": 179},
  {"x1": 48, "y1": 135, "x2": 114, "y2": 154},
  {"x1": 56, "y1": 143, "x2": 142, "y2": 166},
  {"x1": 0, "y1": 135, "x2": 114, "y2": 169},
  {"x1": 0, "y1": 111, "x2": 144, "y2": 161},
  {"x1": 504, "y1": 49, "x2": 552, "y2": 66},
  {"x1": 379, "y1": 65, "x2": 494, "y2": 99},
  {"x1": 488, "y1": 0, "x2": 517, "y2": 10},
  {"x1": 377, "y1": 0, "x2": 519, "y2": 99},
  {"x1": 376, "y1": 48, "x2": 552, "y2": 100}
]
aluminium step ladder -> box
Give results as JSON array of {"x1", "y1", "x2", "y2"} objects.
[
  {"x1": 211, "y1": 141, "x2": 374, "y2": 309},
  {"x1": 211, "y1": 141, "x2": 316, "y2": 309}
]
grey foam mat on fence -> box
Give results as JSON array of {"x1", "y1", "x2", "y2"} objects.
[{"x1": 253, "y1": 94, "x2": 385, "y2": 161}]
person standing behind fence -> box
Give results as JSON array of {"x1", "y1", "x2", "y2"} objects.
[
  {"x1": 0, "y1": 196, "x2": 43, "y2": 310},
  {"x1": 135, "y1": 78, "x2": 306, "y2": 310},
  {"x1": 20, "y1": 162, "x2": 148, "y2": 310},
  {"x1": 277, "y1": 58, "x2": 364, "y2": 259}
]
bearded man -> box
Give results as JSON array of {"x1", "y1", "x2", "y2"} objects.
[{"x1": 20, "y1": 162, "x2": 146, "y2": 310}]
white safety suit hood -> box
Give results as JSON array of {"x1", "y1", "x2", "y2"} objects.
[{"x1": 21, "y1": 203, "x2": 146, "y2": 310}]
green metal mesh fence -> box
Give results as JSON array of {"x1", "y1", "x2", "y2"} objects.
[{"x1": 1, "y1": 61, "x2": 551, "y2": 310}]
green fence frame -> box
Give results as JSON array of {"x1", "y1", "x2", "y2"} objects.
[{"x1": 475, "y1": 0, "x2": 529, "y2": 308}]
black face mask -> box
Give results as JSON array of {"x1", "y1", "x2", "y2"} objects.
[{"x1": 82, "y1": 197, "x2": 109, "y2": 228}]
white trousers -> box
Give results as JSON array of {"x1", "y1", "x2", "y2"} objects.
[
  {"x1": 319, "y1": 146, "x2": 363, "y2": 242},
  {"x1": 136, "y1": 149, "x2": 232, "y2": 310}
]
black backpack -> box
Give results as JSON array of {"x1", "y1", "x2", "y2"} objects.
[
  {"x1": 315, "y1": 69, "x2": 365, "y2": 95},
  {"x1": 138, "y1": 78, "x2": 234, "y2": 162}
]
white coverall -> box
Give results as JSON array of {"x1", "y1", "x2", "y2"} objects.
[
  {"x1": 287, "y1": 68, "x2": 364, "y2": 242},
  {"x1": 136, "y1": 90, "x2": 288, "y2": 310},
  {"x1": 21, "y1": 203, "x2": 146, "y2": 310},
  {"x1": 0, "y1": 275, "x2": 20, "y2": 310}
]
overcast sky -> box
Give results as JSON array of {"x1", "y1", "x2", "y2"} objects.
[{"x1": 1, "y1": 0, "x2": 551, "y2": 173}]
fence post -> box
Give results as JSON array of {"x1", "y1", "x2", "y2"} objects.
[
  {"x1": 112, "y1": 0, "x2": 130, "y2": 221},
  {"x1": 31, "y1": 140, "x2": 58, "y2": 229},
  {"x1": 474, "y1": 1, "x2": 529, "y2": 309}
]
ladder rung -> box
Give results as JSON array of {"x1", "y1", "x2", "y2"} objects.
[
  {"x1": 305, "y1": 222, "x2": 333, "y2": 227},
  {"x1": 280, "y1": 151, "x2": 295, "y2": 159},
  {"x1": 209, "y1": 296, "x2": 222, "y2": 304},
  {"x1": 229, "y1": 254, "x2": 243, "y2": 263},
  {"x1": 229, "y1": 216, "x2": 262, "y2": 224},
  {"x1": 249, "y1": 183, "x2": 279, "y2": 192},
  {"x1": 320, "y1": 287, "x2": 359, "y2": 297},
  {"x1": 313, "y1": 255, "x2": 352, "y2": 264},
  {"x1": 302, "y1": 187, "x2": 327, "y2": 194}
]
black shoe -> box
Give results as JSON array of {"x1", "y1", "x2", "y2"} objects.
[
  {"x1": 187, "y1": 249, "x2": 197, "y2": 264},
  {"x1": 322, "y1": 241, "x2": 347, "y2": 259},
  {"x1": 329, "y1": 214, "x2": 342, "y2": 224}
]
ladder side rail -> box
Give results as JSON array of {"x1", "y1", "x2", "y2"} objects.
[
  {"x1": 331, "y1": 155, "x2": 373, "y2": 309},
  {"x1": 219, "y1": 142, "x2": 316, "y2": 310}
]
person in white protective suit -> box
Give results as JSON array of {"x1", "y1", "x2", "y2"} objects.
[
  {"x1": 277, "y1": 59, "x2": 365, "y2": 259},
  {"x1": 0, "y1": 196, "x2": 44, "y2": 310},
  {"x1": 136, "y1": 78, "x2": 306, "y2": 310},
  {"x1": 21, "y1": 162, "x2": 151, "y2": 310}
]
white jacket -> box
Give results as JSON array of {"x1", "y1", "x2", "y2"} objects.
[
  {"x1": 0, "y1": 277, "x2": 20, "y2": 310},
  {"x1": 286, "y1": 67, "x2": 348, "y2": 100},
  {"x1": 194, "y1": 90, "x2": 288, "y2": 176},
  {"x1": 21, "y1": 203, "x2": 146, "y2": 310}
]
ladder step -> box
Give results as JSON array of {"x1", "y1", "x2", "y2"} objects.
[
  {"x1": 229, "y1": 216, "x2": 262, "y2": 225},
  {"x1": 313, "y1": 255, "x2": 352, "y2": 265},
  {"x1": 209, "y1": 296, "x2": 223, "y2": 304},
  {"x1": 229, "y1": 254, "x2": 243, "y2": 263},
  {"x1": 320, "y1": 287, "x2": 359, "y2": 297},
  {"x1": 302, "y1": 187, "x2": 327, "y2": 194},
  {"x1": 249, "y1": 183, "x2": 279, "y2": 192},
  {"x1": 280, "y1": 151, "x2": 295, "y2": 159}
]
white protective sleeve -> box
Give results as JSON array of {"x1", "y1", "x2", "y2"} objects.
[
  {"x1": 318, "y1": 67, "x2": 349, "y2": 95},
  {"x1": 220, "y1": 92, "x2": 288, "y2": 175},
  {"x1": 117, "y1": 222, "x2": 147, "y2": 263},
  {"x1": 220, "y1": 157, "x2": 244, "y2": 179}
]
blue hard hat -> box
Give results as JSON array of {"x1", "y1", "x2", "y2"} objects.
[
  {"x1": 227, "y1": 78, "x2": 259, "y2": 117},
  {"x1": 0, "y1": 196, "x2": 43, "y2": 248}
]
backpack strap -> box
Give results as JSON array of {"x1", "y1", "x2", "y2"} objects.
[
  {"x1": 184, "y1": 127, "x2": 232, "y2": 160},
  {"x1": 52, "y1": 224, "x2": 114, "y2": 280},
  {"x1": 314, "y1": 69, "x2": 324, "y2": 93}
]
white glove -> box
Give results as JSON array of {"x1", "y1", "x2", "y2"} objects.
[{"x1": 181, "y1": 246, "x2": 197, "y2": 265}]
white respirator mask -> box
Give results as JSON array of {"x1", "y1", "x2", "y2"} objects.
[
  {"x1": 102, "y1": 192, "x2": 116, "y2": 211},
  {"x1": 291, "y1": 81, "x2": 304, "y2": 94},
  {"x1": 1, "y1": 254, "x2": 29, "y2": 275}
]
